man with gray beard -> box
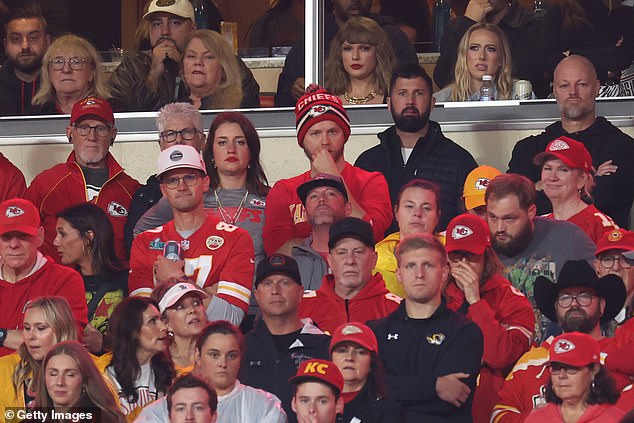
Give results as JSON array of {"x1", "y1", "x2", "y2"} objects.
[
  {"x1": 508, "y1": 55, "x2": 634, "y2": 229},
  {"x1": 491, "y1": 259, "x2": 629, "y2": 422}
]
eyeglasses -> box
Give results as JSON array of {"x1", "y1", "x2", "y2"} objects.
[
  {"x1": 600, "y1": 254, "x2": 632, "y2": 269},
  {"x1": 49, "y1": 56, "x2": 88, "y2": 70},
  {"x1": 548, "y1": 363, "x2": 582, "y2": 375},
  {"x1": 159, "y1": 128, "x2": 202, "y2": 143},
  {"x1": 73, "y1": 123, "x2": 112, "y2": 138},
  {"x1": 161, "y1": 173, "x2": 201, "y2": 189},
  {"x1": 556, "y1": 292, "x2": 595, "y2": 308},
  {"x1": 448, "y1": 251, "x2": 482, "y2": 263}
]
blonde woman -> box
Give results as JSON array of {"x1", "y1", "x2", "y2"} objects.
[
  {"x1": 31, "y1": 34, "x2": 108, "y2": 114},
  {"x1": 0, "y1": 297, "x2": 78, "y2": 422},
  {"x1": 181, "y1": 29, "x2": 245, "y2": 110},
  {"x1": 434, "y1": 23, "x2": 514, "y2": 102},
  {"x1": 325, "y1": 17, "x2": 395, "y2": 105}
]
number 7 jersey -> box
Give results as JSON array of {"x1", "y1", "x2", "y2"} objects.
[{"x1": 129, "y1": 215, "x2": 255, "y2": 312}]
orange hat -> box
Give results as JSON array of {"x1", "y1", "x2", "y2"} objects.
[{"x1": 463, "y1": 165, "x2": 501, "y2": 210}]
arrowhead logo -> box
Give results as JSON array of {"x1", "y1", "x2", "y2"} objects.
[{"x1": 451, "y1": 225, "x2": 474, "y2": 240}]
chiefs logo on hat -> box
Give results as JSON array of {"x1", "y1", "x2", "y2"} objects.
[
  {"x1": 5, "y1": 206, "x2": 25, "y2": 218},
  {"x1": 451, "y1": 225, "x2": 474, "y2": 240},
  {"x1": 308, "y1": 105, "x2": 330, "y2": 118},
  {"x1": 607, "y1": 229, "x2": 624, "y2": 242},
  {"x1": 341, "y1": 324, "x2": 364, "y2": 335},
  {"x1": 554, "y1": 339, "x2": 576, "y2": 354},
  {"x1": 474, "y1": 177, "x2": 491, "y2": 191},
  {"x1": 549, "y1": 139, "x2": 571, "y2": 151}
]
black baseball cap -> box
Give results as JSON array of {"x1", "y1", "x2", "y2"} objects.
[
  {"x1": 328, "y1": 217, "x2": 375, "y2": 250},
  {"x1": 297, "y1": 173, "x2": 348, "y2": 205},
  {"x1": 255, "y1": 254, "x2": 302, "y2": 287}
]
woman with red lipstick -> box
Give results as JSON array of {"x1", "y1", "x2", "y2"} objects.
[
  {"x1": 0, "y1": 296, "x2": 78, "y2": 420},
  {"x1": 434, "y1": 23, "x2": 518, "y2": 102},
  {"x1": 151, "y1": 282, "x2": 208, "y2": 374},
  {"x1": 34, "y1": 341, "x2": 125, "y2": 423},
  {"x1": 325, "y1": 17, "x2": 395, "y2": 105},
  {"x1": 101, "y1": 297, "x2": 175, "y2": 422}
]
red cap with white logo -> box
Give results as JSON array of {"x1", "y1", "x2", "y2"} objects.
[
  {"x1": 445, "y1": 213, "x2": 491, "y2": 255},
  {"x1": 0, "y1": 198, "x2": 40, "y2": 236},
  {"x1": 548, "y1": 332, "x2": 600, "y2": 367},
  {"x1": 533, "y1": 136, "x2": 593, "y2": 174}
]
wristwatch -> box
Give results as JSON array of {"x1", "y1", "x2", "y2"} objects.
[{"x1": 0, "y1": 328, "x2": 7, "y2": 347}]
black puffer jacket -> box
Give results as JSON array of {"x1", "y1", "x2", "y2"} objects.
[{"x1": 355, "y1": 122, "x2": 477, "y2": 232}]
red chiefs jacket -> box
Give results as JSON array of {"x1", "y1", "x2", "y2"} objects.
[
  {"x1": 298, "y1": 272, "x2": 401, "y2": 334},
  {"x1": 25, "y1": 152, "x2": 140, "y2": 262},
  {"x1": 0, "y1": 153, "x2": 26, "y2": 202},
  {"x1": 446, "y1": 273, "x2": 534, "y2": 423}
]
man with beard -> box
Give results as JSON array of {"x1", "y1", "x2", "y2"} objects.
[
  {"x1": 484, "y1": 174, "x2": 596, "y2": 342},
  {"x1": 263, "y1": 85, "x2": 392, "y2": 255},
  {"x1": 0, "y1": 6, "x2": 50, "y2": 116},
  {"x1": 491, "y1": 259, "x2": 629, "y2": 423},
  {"x1": 291, "y1": 173, "x2": 352, "y2": 290},
  {"x1": 24, "y1": 97, "x2": 140, "y2": 263},
  {"x1": 355, "y1": 64, "x2": 477, "y2": 233},
  {"x1": 508, "y1": 55, "x2": 634, "y2": 229}
]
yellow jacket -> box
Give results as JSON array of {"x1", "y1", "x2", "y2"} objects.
[
  {"x1": 0, "y1": 353, "x2": 25, "y2": 423},
  {"x1": 374, "y1": 231, "x2": 446, "y2": 298}
]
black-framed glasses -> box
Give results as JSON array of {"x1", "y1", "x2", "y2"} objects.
[
  {"x1": 73, "y1": 123, "x2": 112, "y2": 138},
  {"x1": 557, "y1": 292, "x2": 595, "y2": 308},
  {"x1": 600, "y1": 254, "x2": 632, "y2": 269},
  {"x1": 161, "y1": 173, "x2": 201, "y2": 189},
  {"x1": 160, "y1": 128, "x2": 202, "y2": 143},
  {"x1": 548, "y1": 363, "x2": 582, "y2": 375},
  {"x1": 49, "y1": 56, "x2": 88, "y2": 70},
  {"x1": 448, "y1": 251, "x2": 482, "y2": 263}
]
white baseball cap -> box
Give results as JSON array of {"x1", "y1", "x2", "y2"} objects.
[
  {"x1": 143, "y1": 0, "x2": 195, "y2": 22},
  {"x1": 157, "y1": 145, "x2": 206, "y2": 177},
  {"x1": 158, "y1": 282, "x2": 208, "y2": 313}
]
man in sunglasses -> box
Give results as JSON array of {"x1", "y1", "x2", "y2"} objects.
[
  {"x1": 128, "y1": 145, "x2": 255, "y2": 327},
  {"x1": 124, "y1": 102, "x2": 205, "y2": 251},
  {"x1": 491, "y1": 259, "x2": 628, "y2": 423},
  {"x1": 24, "y1": 97, "x2": 140, "y2": 263}
]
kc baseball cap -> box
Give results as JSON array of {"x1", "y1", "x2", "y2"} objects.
[
  {"x1": 328, "y1": 217, "x2": 374, "y2": 249},
  {"x1": 595, "y1": 228, "x2": 634, "y2": 256},
  {"x1": 462, "y1": 165, "x2": 501, "y2": 210},
  {"x1": 330, "y1": 322, "x2": 378, "y2": 354},
  {"x1": 295, "y1": 84, "x2": 350, "y2": 147},
  {"x1": 157, "y1": 145, "x2": 206, "y2": 177},
  {"x1": 533, "y1": 136, "x2": 593, "y2": 174},
  {"x1": 158, "y1": 282, "x2": 208, "y2": 314},
  {"x1": 143, "y1": 0, "x2": 195, "y2": 22},
  {"x1": 297, "y1": 173, "x2": 348, "y2": 205},
  {"x1": 548, "y1": 332, "x2": 600, "y2": 367},
  {"x1": 255, "y1": 254, "x2": 302, "y2": 287},
  {"x1": 445, "y1": 214, "x2": 491, "y2": 255},
  {"x1": 70, "y1": 97, "x2": 114, "y2": 126},
  {"x1": 289, "y1": 359, "x2": 344, "y2": 394},
  {"x1": 0, "y1": 198, "x2": 41, "y2": 237}
]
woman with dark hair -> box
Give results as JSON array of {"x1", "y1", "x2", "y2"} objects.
[
  {"x1": 329, "y1": 322, "x2": 403, "y2": 423},
  {"x1": 34, "y1": 340, "x2": 125, "y2": 423},
  {"x1": 325, "y1": 17, "x2": 395, "y2": 105},
  {"x1": 525, "y1": 332, "x2": 624, "y2": 422},
  {"x1": 101, "y1": 297, "x2": 175, "y2": 422},
  {"x1": 54, "y1": 202, "x2": 128, "y2": 355},
  {"x1": 0, "y1": 297, "x2": 78, "y2": 418},
  {"x1": 444, "y1": 213, "x2": 535, "y2": 423}
]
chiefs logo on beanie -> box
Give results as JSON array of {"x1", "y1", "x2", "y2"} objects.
[{"x1": 295, "y1": 84, "x2": 351, "y2": 147}]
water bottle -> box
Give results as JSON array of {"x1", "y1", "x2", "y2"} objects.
[
  {"x1": 433, "y1": 0, "x2": 451, "y2": 52},
  {"x1": 480, "y1": 75, "x2": 494, "y2": 101},
  {"x1": 190, "y1": 0, "x2": 210, "y2": 29}
]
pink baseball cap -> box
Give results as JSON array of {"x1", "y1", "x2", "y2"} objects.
[{"x1": 157, "y1": 145, "x2": 206, "y2": 177}]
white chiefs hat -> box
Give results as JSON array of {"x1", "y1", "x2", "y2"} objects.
[{"x1": 157, "y1": 145, "x2": 206, "y2": 177}]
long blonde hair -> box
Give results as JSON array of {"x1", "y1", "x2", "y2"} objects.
[
  {"x1": 325, "y1": 17, "x2": 395, "y2": 96},
  {"x1": 32, "y1": 34, "x2": 109, "y2": 106},
  {"x1": 13, "y1": 297, "x2": 78, "y2": 395},
  {"x1": 183, "y1": 29, "x2": 243, "y2": 109},
  {"x1": 450, "y1": 23, "x2": 513, "y2": 101}
]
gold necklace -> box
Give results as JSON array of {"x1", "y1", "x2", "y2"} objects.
[
  {"x1": 214, "y1": 189, "x2": 249, "y2": 225},
  {"x1": 344, "y1": 91, "x2": 377, "y2": 104}
]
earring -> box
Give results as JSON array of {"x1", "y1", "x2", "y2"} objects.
[
  {"x1": 211, "y1": 158, "x2": 217, "y2": 168},
  {"x1": 167, "y1": 329, "x2": 174, "y2": 338},
  {"x1": 591, "y1": 380, "x2": 595, "y2": 392}
]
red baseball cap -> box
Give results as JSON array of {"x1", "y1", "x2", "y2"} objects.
[
  {"x1": 595, "y1": 228, "x2": 634, "y2": 256},
  {"x1": 289, "y1": 359, "x2": 344, "y2": 393},
  {"x1": 0, "y1": 198, "x2": 41, "y2": 236},
  {"x1": 70, "y1": 97, "x2": 115, "y2": 126},
  {"x1": 330, "y1": 322, "x2": 378, "y2": 353},
  {"x1": 445, "y1": 214, "x2": 491, "y2": 255},
  {"x1": 548, "y1": 332, "x2": 600, "y2": 367},
  {"x1": 533, "y1": 136, "x2": 592, "y2": 174}
]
